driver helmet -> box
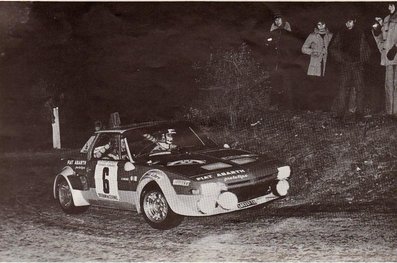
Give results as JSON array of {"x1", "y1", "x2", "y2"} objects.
[{"x1": 162, "y1": 129, "x2": 176, "y2": 144}]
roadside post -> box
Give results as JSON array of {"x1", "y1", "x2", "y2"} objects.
[{"x1": 52, "y1": 107, "x2": 61, "y2": 149}]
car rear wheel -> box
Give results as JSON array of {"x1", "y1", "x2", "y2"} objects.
[
  {"x1": 141, "y1": 186, "x2": 183, "y2": 230},
  {"x1": 57, "y1": 177, "x2": 89, "y2": 214}
]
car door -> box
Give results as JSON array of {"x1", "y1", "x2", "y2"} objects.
[
  {"x1": 93, "y1": 159, "x2": 120, "y2": 202},
  {"x1": 86, "y1": 133, "x2": 124, "y2": 207},
  {"x1": 115, "y1": 136, "x2": 152, "y2": 209},
  {"x1": 87, "y1": 133, "x2": 142, "y2": 210}
]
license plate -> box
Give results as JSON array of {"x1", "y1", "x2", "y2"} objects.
[{"x1": 237, "y1": 199, "x2": 258, "y2": 209}]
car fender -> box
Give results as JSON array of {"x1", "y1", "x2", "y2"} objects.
[
  {"x1": 53, "y1": 166, "x2": 90, "y2": 207},
  {"x1": 136, "y1": 169, "x2": 180, "y2": 215}
]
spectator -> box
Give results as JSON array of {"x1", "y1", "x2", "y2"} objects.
[
  {"x1": 265, "y1": 13, "x2": 297, "y2": 110},
  {"x1": 270, "y1": 13, "x2": 291, "y2": 33},
  {"x1": 372, "y1": 3, "x2": 397, "y2": 116},
  {"x1": 331, "y1": 16, "x2": 370, "y2": 120},
  {"x1": 301, "y1": 20, "x2": 333, "y2": 111}
]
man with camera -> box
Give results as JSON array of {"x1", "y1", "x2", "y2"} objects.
[{"x1": 372, "y1": 3, "x2": 397, "y2": 116}]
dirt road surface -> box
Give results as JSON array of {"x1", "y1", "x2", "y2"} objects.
[
  {"x1": 1, "y1": 206, "x2": 396, "y2": 261},
  {"x1": 0, "y1": 152, "x2": 396, "y2": 261}
]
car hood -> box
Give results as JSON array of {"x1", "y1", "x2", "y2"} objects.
[{"x1": 148, "y1": 148, "x2": 282, "y2": 181}]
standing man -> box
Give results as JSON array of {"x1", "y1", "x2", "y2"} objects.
[
  {"x1": 270, "y1": 13, "x2": 291, "y2": 33},
  {"x1": 302, "y1": 20, "x2": 333, "y2": 110},
  {"x1": 266, "y1": 13, "x2": 297, "y2": 110},
  {"x1": 331, "y1": 16, "x2": 370, "y2": 120},
  {"x1": 372, "y1": 3, "x2": 397, "y2": 116}
]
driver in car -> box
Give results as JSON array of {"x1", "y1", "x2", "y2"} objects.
[
  {"x1": 106, "y1": 138, "x2": 129, "y2": 160},
  {"x1": 143, "y1": 129, "x2": 177, "y2": 154}
]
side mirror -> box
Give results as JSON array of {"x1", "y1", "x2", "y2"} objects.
[
  {"x1": 124, "y1": 162, "x2": 136, "y2": 172},
  {"x1": 223, "y1": 144, "x2": 231, "y2": 149}
]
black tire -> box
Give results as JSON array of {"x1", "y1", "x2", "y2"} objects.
[
  {"x1": 140, "y1": 185, "x2": 184, "y2": 230},
  {"x1": 57, "y1": 177, "x2": 89, "y2": 214}
]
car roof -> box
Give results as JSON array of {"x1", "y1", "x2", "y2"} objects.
[{"x1": 95, "y1": 120, "x2": 192, "y2": 134}]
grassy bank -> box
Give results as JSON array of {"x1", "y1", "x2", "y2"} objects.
[{"x1": 207, "y1": 111, "x2": 397, "y2": 212}]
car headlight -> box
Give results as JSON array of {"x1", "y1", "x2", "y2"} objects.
[
  {"x1": 217, "y1": 192, "x2": 238, "y2": 210},
  {"x1": 277, "y1": 166, "x2": 291, "y2": 180},
  {"x1": 195, "y1": 182, "x2": 228, "y2": 214},
  {"x1": 197, "y1": 197, "x2": 217, "y2": 214},
  {"x1": 199, "y1": 182, "x2": 227, "y2": 196},
  {"x1": 275, "y1": 180, "x2": 290, "y2": 196}
]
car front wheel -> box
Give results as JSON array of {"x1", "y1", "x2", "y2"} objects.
[
  {"x1": 141, "y1": 186, "x2": 183, "y2": 230},
  {"x1": 57, "y1": 177, "x2": 89, "y2": 214}
]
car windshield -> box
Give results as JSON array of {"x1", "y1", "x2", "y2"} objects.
[{"x1": 124, "y1": 122, "x2": 217, "y2": 157}]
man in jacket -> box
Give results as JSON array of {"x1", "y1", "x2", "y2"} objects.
[
  {"x1": 302, "y1": 20, "x2": 333, "y2": 110},
  {"x1": 265, "y1": 13, "x2": 298, "y2": 110},
  {"x1": 372, "y1": 3, "x2": 397, "y2": 116},
  {"x1": 331, "y1": 17, "x2": 370, "y2": 120}
]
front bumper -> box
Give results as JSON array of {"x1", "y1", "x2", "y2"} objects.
[{"x1": 170, "y1": 181, "x2": 287, "y2": 217}]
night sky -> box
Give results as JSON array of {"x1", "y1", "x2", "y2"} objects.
[{"x1": 0, "y1": 2, "x2": 391, "y2": 150}]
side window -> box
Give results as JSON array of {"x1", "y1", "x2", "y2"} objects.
[
  {"x1": 92, "y1": 134, "x2": 121, "y2": 160},
  {"x1": 126, "y1": 129, "x2": 178, "y2": 157},
  {"x1": 125, "y1": 132, "x2": 154, "y2": 158},
  {"x1": 128, "y1": 137, "x2": 153, "y2": 157}
]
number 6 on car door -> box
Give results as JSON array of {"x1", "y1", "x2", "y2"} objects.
[{"x1": 94, "y1": 160, "x2": 120, "y2": 201}]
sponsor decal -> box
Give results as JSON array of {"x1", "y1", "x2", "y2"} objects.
[
  {"x1": 237, "y1": 199, "x2": 258, "y2": 209},
  {"x1": 67, "y1": 160, "x2": 86, "y2": 168},
  {"x1": 167, "y1": 159, "x2": 206, "y2": 166},
  {"x1": 130, "y1": 176, "x2": 138, "y2": 182},
  {"x1": 195, "y1": 174, "x2": 213, "y2": 181},
  {"x1": 75, "y1": 166, "x2": 85, "y2": 170},
  {"x1": 224, "y1": 174, "x2": 248, "y2": 182},
  {"x1": 97, "y1": 160, "x2": 117, "y2": 166},
  {"x1": 97, "y1": 193, "x2": 119, "y2": 200},
  {"x1": 216, "y1": 169, "x2": 246, "y2": 178},
  {"x1": 148, "y1": 172, "x2": 161, "y2": 180},
  {"x1": 173, "y1": 179, "x2": 191, "y2": 186},
  {"x1": 121, "y1": 176, "x2": 137, "y2": 182}
]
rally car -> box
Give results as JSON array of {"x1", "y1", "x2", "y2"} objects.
[{"x1": 53, "y1": 121, "x2": 291, "y2": 229}]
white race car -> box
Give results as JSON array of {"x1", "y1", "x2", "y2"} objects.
[{"x1": 54, "y1": 121, "x2": 291, "y2": 229}]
